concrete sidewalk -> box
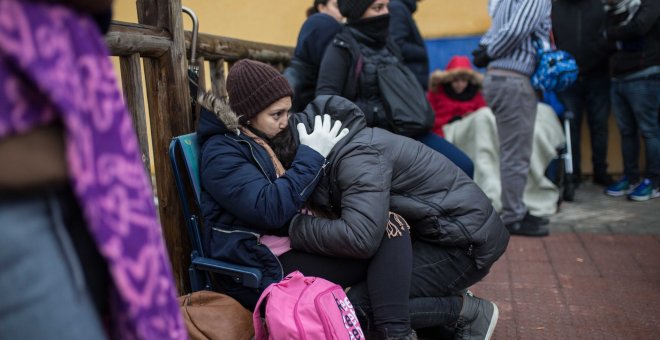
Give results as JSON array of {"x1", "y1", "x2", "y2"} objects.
[{"x1": 471, "y1": 181, "x2": 660, "y2": 339}]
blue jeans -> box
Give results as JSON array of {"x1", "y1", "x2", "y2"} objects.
[
  {"x1": 610, "y1": 73, "x2": 660, "y2": 184},
  {"x1": 0, "y1": 188, "x2": 108, "y2": 340},
  {"x1": 417, "y1": 132, "x2": 475, "y2": 179},
  {"x1": 559, "y1": 75, "x2": 611, "y2": 177}
]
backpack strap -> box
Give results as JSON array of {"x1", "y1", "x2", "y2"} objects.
[{"x1": 252, "y1": 287, "x2": 273, "y2": 340}]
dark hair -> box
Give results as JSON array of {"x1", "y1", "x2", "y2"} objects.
[
  {"x1": 306, "y1": 0, "x2": 329, "y2": 17},
  {"x1": 248, "y1": 125, "x2": 298, "y2": 169},
  {"x1": 269, "y1": 127, "x2": 298, "y2": 169}
]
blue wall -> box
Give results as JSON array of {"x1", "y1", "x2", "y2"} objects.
[{"x1": 425, "y1": 35, "x2": 483, "y2": 73}]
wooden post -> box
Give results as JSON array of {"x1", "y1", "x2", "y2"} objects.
[
  {"x1": 119, "y1": 53, "x2": 151, "y2": 174},
  {"x1": 210, "y1": 59, "x2": 226, "y2": 98},
  {"x1": 137, "y1": 0, "x2": 192, "y2": 293}
]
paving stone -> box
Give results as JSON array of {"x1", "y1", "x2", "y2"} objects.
[{"x1": 460, "y1": 182, "x2": 660, "y2": 339}]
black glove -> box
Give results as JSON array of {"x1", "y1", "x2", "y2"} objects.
[{"x1": 471, "y1": 45, "x2": 492, "y2": 68}]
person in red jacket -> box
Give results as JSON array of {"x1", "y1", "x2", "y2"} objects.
[
  {"x1": 427, "y1": 56, "x2": 487, "y2": 137},
  {"x1": 427, "y1": 55, "x2": 566, "y2": 234}
]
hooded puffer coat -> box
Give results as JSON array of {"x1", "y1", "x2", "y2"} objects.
[
  {"x1": 288, "y1": 96, "x2": 509, "y2": 269},
  {"x1": 196, "y1": 95, "x2": 326, "y2": 298}
]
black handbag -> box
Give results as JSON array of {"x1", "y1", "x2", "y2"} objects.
[{"x1": 377, "y1": 63, "x2": 434, "y2": 137}]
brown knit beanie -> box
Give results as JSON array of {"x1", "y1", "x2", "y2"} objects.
[
  {"x1": 226, "y1": 59, "x2": 293, "y2": 122},
  {"x1": 338, "y1": 0, "x2": 376, "y2": 22}
]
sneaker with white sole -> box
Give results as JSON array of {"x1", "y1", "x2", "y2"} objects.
[
  {"x1": 628, "y1": 178, "x2": 660, "y2": 201},
  {"x1": 454, "y1": 295, "x2": 499, "y2": 340},
  {"x1": 605, "y1": 176, "x2": 638, "y2": 197}
]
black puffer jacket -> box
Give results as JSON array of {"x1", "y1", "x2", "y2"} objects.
[
  {"x1": 288, "y1": 96, "x2": 509, "y2": 269},
  {"x1": 315, "y1": 27, "x2": 401, "y2": 128}
]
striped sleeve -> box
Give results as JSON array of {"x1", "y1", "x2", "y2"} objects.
[{"x1": 486, "y1": 0, "x2": 550, "y2": 59}]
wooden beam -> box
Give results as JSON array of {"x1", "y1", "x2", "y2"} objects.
[
  {"x1": 137, "y1": 0, "x2": 193, "y2": 293},
  {"x1": 106, "y1": 21, "x2": 171, "y2": 58},
  {"x1": 119, "y1": 53, "x2": 151, "y2": 174},
  {"x1": 185, "y1": 31, "x2": 293, "y2": 64}
]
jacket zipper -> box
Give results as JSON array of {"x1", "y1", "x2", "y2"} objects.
[
  {"x1": 392, "y1": 189, "x2": 475, "y2": 256},
  {"x1": 211, "y1": 228, "x2": 261, "y2": 242},
  {"x1": 232, "y1": 137, "x2": 273, "y2": 184},
  {"x1": 300, "y1": 161, "x2": 329, "y2": 197}
]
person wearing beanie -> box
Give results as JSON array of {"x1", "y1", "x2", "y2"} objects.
[
  {"x1": 316, "y1": 0, "x2": 476, "y2": 179},
  {"x1": 428, "y1": 56, "x2": 565, "y2": 229},
  {"x1": 197, "y1": 59, "x2": 416, "y2": 340}
]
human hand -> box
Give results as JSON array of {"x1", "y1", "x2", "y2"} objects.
[
  {"x1": 297, "y1": 114, "x2": 349, "y2": 158},
  {"x1": 471, "y1": 46, "x2": 491, "y2": 68}
]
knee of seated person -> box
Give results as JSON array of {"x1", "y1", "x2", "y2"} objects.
[{"x1": 472, "y1": 108, "x2": 495, "y2": 121}]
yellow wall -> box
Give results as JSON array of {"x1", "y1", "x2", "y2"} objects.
[
  {"x1": 112, "y1": 1, "x2": 625, "y2": 176},
  {"x1": 112, "y1": 0, "x2": 490, "y2": 47}
]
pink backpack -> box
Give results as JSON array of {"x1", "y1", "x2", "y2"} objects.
[{"x1": 253, "y1": 271, "x2": 364, "y2": 340}]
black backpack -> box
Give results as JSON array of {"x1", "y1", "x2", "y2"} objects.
[{"x1": 376, "y1": 62, "x2": 434, "y2": 138}]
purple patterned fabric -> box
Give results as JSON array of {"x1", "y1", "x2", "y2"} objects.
[{"x1": 0, "y1": 1, "x2": 186, "y2": 339}]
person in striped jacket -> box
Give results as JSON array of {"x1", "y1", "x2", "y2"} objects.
[{"x1": 471, "y1": 0, "x2": 553, "y2": 238}]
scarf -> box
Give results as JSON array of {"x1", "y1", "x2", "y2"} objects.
[
  {"x1": 348, "y1": 14, "x2": 391, "y2": 48},
  {"x1": 0, "y1": 1, "x2": 186, "y2": 339},
  {"x1": 240, "y1": 127, "x2": 286, "y2": 177}
]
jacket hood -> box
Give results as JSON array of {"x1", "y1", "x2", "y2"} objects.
[
  {"x1": 293, "y1": 13, "x2": 343, "y2": 67},
  {"x1": 289, "y1": 95, "x2": 367, "y2": 160},
  {"x1": 395, "y1": 0, "x2": 418, "y2": 13},
  {"x1": 429, "y1": 56, "x2": 483, "y2": 91},
  {"x1": 197, "y1": 92, "x2": 242, "y2": 145}
]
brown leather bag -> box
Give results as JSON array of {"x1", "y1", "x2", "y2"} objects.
[{"x1": 178, "y1": 290, "x2": 254, "y2": 340}]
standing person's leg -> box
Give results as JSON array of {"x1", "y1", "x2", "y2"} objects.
[
  {"x1": 584, "y1": 75, "x2": 613, "y2": 185},
  {"x1": 624, "y1": 77, "x2": 660, "y2": 201},
  {"x1": 559, "y1": 81, "x2": 586, "y2": 184},
  {"x1": 0, "y1": 190, "x2": 108, "y2": 340},
  {"x1": 416, "y1": 132, "x2": 475, "y2": 179},
  {"x1": 607, "y1": 80, "x2": 641, "y2": 196},
  {"x1": 483, "y1": 71, "x2": 544, "y2": 235}
]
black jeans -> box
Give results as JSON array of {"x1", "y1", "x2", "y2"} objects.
[
  {"x1": 559, "y1": 75, "x2": 611, "y2": 178},
  {"x1": 281, "y1": 216, "x2": 413, "y2": 336},
  {"x1": 349, "y1": 239, "x2": 491, "y2": 332}
]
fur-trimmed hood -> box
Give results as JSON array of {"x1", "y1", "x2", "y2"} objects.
[
  {"x1": 429, "y1": 56, "x2": 483, "y2": 91},
  {"x1": 199, "y1": 91, "x2": 241, "y2": 134}
]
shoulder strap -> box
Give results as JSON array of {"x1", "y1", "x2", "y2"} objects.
[{"x1": 252, "y1": 287, "x2": 273, "y2": 340}]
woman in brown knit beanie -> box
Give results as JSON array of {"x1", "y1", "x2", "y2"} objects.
[{"x1": 196, "y1": 59, "x2": 419, "y2": 340}]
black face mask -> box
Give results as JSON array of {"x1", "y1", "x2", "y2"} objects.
[{"x1": 348, "y1": 14, "x2": 390, "y2": 47}]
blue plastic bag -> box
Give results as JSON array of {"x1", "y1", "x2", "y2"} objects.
[{"x1": 530, "y1": 37, "x2": 579, "y2": 92}]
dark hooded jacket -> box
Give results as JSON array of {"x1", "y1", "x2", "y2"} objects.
[
  {"x1": 196, "y1": 95, "x2": 325, "y2": 307},
  {"x1": 552, "y1": 0, "x2": 610, "y2": 77},
  {"x1": 283, "y1": 13, "x2": 342, "y2": 112},
  {"x1": 389, "y1": 0, "x2": 429, "y2": 90},
  {"x1": 287, "y1": 95, "x2": 509, "y2": 269}
]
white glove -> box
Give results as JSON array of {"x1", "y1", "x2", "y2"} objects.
[{"x1": 297, "y1": 114, "x2": 349, "y2": 158}]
